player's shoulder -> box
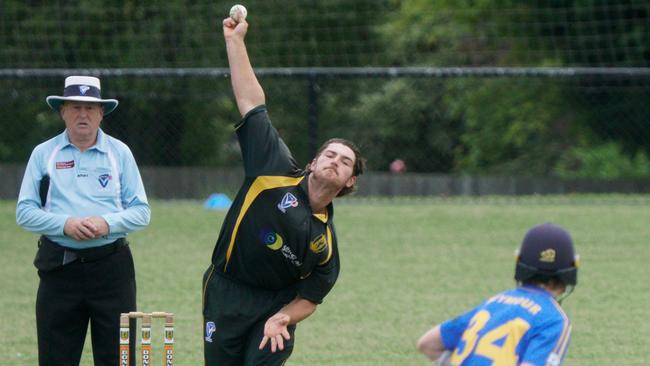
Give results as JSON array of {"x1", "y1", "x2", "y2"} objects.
[
  {"x1": 236, "y1": 104, "x2": 268, "y2": 129},
  {"x1": 515, "y1": 287, "x2": 570, "y2": 326},
  {"x1": 244, "y1": 104, "x2": 267, "y2": 118},
  {"x1": 542, "y1": 297, "x2": 570, "y2": 327}
]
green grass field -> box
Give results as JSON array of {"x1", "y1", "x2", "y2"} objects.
[{"x1": 2, "y1": 196, "x2": 649, "y2": 365}]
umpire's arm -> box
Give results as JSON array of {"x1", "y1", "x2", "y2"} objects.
[{"x1": 223, "y1": 16, "x2": 264, "y2": 117}]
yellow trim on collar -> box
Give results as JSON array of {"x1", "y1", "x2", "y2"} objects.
[{"x1": 313, "y1": 211, "x2": 328, "y2": 223}]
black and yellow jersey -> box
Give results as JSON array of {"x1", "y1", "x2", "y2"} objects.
[{"x1": 210, "y1": 105, "x2": 339, "y2": 304}]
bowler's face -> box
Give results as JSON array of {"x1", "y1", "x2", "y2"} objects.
[
  {"x1": 310, "y1": 142, "x2": 357, "y2": 190},
  {"x1": 61, "y1": 101, "x2": 104, "y2": 142}
]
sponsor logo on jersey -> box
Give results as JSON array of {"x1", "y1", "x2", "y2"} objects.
[
  {"x1": 310, "y1": 234, "x2": 327, "y2": 254},
  {"x1": 281, "y1": 245, "x2": 302, "y2": 267},
  {"x1": 98, "y1": 173, "x2": 112, "y2": 188},
  {"x1": 277, "y1": 192, "x2": 299, "y2": 213},
  {"x1": 539, "y1": 248, "x2": 556, "y2": 262},
  {"x1": 205, "y1": 321, "x2": 216, "y2": 343},
  {"x1": 56, "y1": 160, "x2": 75, "y2": 169},
  {"x1": 261, "y1": 230, "x2": 284, "y2": 250}
]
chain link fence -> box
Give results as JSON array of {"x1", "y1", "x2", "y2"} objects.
[
  {"x1": 2, "y1": 68, "x2": 650, "y2": 198},
  {"x1": 3, "y1": 1, "x2": 650, "y2": 198}
]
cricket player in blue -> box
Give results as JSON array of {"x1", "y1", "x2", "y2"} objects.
[
  {"x1": 417, "y1": 223, "x2": 579, "y2": 366},
  {"x1": 16, "y1": 76, "x2": 150, "y2": 366}
]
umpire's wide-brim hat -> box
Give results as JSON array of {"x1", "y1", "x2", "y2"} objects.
[{"x1": 46, "y1": 76, "x2": 119, "y2": 115}]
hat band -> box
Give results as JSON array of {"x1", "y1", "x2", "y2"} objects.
[{"x1": 63, "y1": 85, "x2": 101, "y2": 99}]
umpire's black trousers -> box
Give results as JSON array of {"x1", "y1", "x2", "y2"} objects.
[{"x1": 36, "y1": 241, "x2": 136, "y2": 366}]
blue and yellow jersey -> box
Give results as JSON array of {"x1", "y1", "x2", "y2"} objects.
[
  {"x1": 210, "y1": 105, "x2": 339, "y2": 304},
  {"x1": 440, "y1": 286, "x2": 571, "y2": 366}
]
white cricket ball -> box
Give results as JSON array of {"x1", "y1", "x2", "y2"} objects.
[{"x1": 229, "y1": 4, "x2": 247, "y2": 23}]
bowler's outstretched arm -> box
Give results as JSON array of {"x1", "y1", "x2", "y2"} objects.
[{"x1": 223, "y1": 17, "x2": 264, "y2": 116}]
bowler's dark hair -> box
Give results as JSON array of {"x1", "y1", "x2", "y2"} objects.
[{"x1": 305, "y1": 138, "x2": 366, "y2": 197}]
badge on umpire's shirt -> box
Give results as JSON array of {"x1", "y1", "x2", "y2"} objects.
[
  {"x1": 98, "y1": 173, "x2": 112, "y2": 188},
  {"x1": 56, "y1": 160, "x2": 75, "y2": 169}
]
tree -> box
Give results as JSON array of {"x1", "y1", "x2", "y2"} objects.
[{"x1": 372, "y1": 0, "x2": 650, "y2": 176}]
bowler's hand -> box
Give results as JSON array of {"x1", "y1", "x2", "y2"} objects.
[
  {"x1": 223, "y1": 17, "x2": 248, "y2": 40},
  {"x1": 259, "y1": 313, "x2": 291, "y2": 352},
  {"x1": 83, "y1": 216, "x2": 109, "y2": 237},
  {"x1": 64, "y1": 217, "x2": 96, "y2": 241}
]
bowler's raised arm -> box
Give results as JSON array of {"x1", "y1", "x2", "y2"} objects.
[{"x1": 223, "y1": 17, "x2": 264, "y2": 117}]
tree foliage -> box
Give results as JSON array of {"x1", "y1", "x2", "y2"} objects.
[
  {"x1": 1, "y1": 1, "x2": 648, "y2": 177},
  {"x1": 373, "y1": 0, "x2": 650, "y2": 175}
]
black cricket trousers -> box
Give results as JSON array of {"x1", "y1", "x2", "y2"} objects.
[{"x1": 36, "y1": 244, "x2": 136, "y2": 366}]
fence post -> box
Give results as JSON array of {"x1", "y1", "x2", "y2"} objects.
[{"x1": 308, "y1": 74, "x2": 319, "y2": 159}]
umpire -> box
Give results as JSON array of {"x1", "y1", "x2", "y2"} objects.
[
  {"x1": 202, "y1": 16, "x2": 366, "y2": 366},
  {"x1": 16, "y1": 76, "x2": 150, "y2": 366}
]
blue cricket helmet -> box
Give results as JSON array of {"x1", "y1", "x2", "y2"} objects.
[{"x1": 515, "y1": 223, "x2": 579, "y2": 286}]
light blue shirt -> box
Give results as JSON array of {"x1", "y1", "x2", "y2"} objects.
[{"x1": 16, "y1": 129, "x2": 150, "y2": 249}]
